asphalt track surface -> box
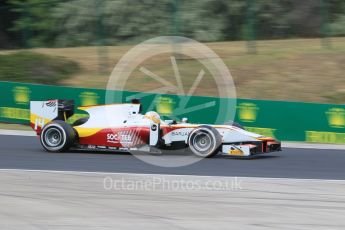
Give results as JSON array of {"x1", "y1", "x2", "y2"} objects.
[{"x1": 1, "y1": 135, "x2": 344, "y2": 180}]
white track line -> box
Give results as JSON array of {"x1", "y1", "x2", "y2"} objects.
[
  {"x1": 282, "y1": 142, "x2": 345, "y2": 150},
  {"x1": 0, "y1": 168, "x2": 344, "y2": 182},
  {"x1": 0, "y1": 129, "x2": 344, "y2": 149},
  {"x1": 0, "y1": 129, "x2": 36, "y2": 136}
]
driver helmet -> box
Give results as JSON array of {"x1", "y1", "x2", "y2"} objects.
[{"x1": 144, "y1": 111, "x2": 161, "y2": 124}]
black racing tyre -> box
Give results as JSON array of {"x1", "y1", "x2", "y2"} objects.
[
  {"x1": 40, "y1": 120, "x2": 76, "y2": 152},
  {"x1": 224, "y1": 120, "x2": 245, "y2": 130},
  {"x1": 72, "y1": 117, "x2": 89, "y2": 126},
  {"x1": 188, "y1": 125, "x2": 222, "y2": 158}
]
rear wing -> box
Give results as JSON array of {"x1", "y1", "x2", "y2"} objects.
[{"x1": 30, "y1": 100, "x2": 74, "y2": 134}]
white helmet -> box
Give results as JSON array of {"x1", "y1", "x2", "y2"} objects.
[{"x1": 144, "y1": 111, "x2": 161, "y2": 123}]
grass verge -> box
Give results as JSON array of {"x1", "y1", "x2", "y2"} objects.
[
  {"x1": 1, "y1": 37, "x2": 344, "y2": 103},
  {"x1": 0, "y1": 51, "x2": 80, "y2": 84}
]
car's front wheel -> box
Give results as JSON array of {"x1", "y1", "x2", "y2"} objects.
[
  {"x1": 188, "y1": 126, "x2": 222, "y2": 158},
  {"x1": 40, "y1": 120, "x2": 76, "y2": 152}
]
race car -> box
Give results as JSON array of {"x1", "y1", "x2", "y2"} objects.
[{"x1": 30, "y1": 99, "x2": 281, "y2": 158}]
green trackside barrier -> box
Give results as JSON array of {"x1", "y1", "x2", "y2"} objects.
[
  {"x1": 235, "y1": 100, "x2": 345, "y2": 143},
  {"x1": 0, "y1": 81, "x2": 344, "y2": 143},
  {"x1": 0, "y1": 81, "x2": 105, "y2": 124},
  {"x1": 0, "y1": 81, "x2": 235, "y2": 125}
]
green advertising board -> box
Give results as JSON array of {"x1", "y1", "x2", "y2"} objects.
[
  {"x1": 0, "y1": 81, "x2": 344, "y2": 143},
  {"x1": 235, "y1": 100, "x2": 345, "y2": 143},
  {"x1": 0, "y1": 81, "x2": 106, "y2": 124}
]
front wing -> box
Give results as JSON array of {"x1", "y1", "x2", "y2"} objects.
[{"x1": 221, "y1": 139, "x2": 282, "y2": 157}]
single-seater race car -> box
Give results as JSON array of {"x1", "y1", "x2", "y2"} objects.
[{"x1": 30, "y1": 99, "x2": 281, "y2": 158}]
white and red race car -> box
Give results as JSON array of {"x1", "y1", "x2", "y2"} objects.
[{"x1": 30, "y1": 99, "x2": 281, "y2": 158}]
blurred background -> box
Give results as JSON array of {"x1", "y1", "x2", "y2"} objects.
[{"x1": 0, "y1": 0, "x2": 344, "y2": 103}]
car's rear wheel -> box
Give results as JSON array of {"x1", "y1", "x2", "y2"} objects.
[
  {"x1": 40, "y1": 120, "x2": 76, "y2": 152},
  {"x1": 188, "y1": 126, "x2": 221, "y2": 158}
]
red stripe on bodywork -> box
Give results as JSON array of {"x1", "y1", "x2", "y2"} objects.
[{"x1": 78, "y1": 126, "x2": 150, "y2": 148}]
